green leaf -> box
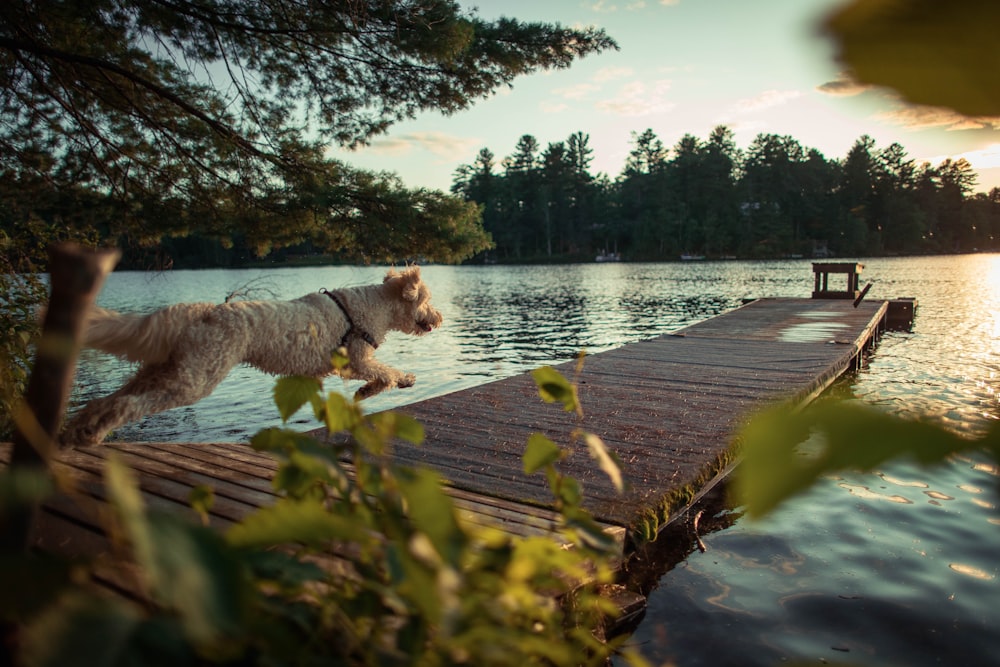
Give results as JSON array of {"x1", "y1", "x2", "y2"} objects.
[
  {"x1": 273, "y1": 376, "x2": 323, "y2": 422},
  {"x1": 324, "y1": 391, "x2": 359, "y2": 433},
  {"x1": 531, "y1": 366, "x2": 579, "y2": 413},
  {"x1": 387, "y1": 542, "x2": 443, "y2": 624},
  {"x1": 558, "y1": 476, "x2": 582, "y2": 506},
  {"x1": 391, "y1": 413, "x2": 425, "y2": 445},
  {"x1": 21, "y1": 592, "x2": 192, "y2": 667},
  {"x1": 0, "y1": 553, "x2": 76, "y2": 619},
  {"x1": 105, "y1": 455, "x2": 247, "y2": 646},
  {"x1": 0, "y1": 467, "x2": 55, "y2": 514},
  {"x1": 104, "y1": 454, "x2": 152, "y2": 562},
  {"x1": 226, "y1": 498, "x2": 369, "y2": 549},
  {"x1": 735, "y1": 401, "x2": 981, "y2": 518},
  {"x1": 580, "y1": 431, "x2": 624, "y2": 493},
  {"x1": 188, "y1": 484, "x2": 215, "y2": 525},
  {"x1": 506, "y1": 538, "x2": 570, "y2": 584},
  {"x1": 523, "y1": 433, "x2": 563, "y2": 474},
  {"x1": 142, "y1": 514, "x2": 248, "y2": 646},
  {"x1": 396, "y1": 468, "x2": 466, "y2": 566},
  {"x1": 242, "y1": 550, "x2": 327, "y2": 588},
  {"x1": 562, "y1": 506, "x2": 620, "y2": 555},
  {"x1": 250, "y1": 427, "x2": 318, "y2": 457},
  {"x1": 331, "y1": 346, "x2": 350, "y2": 371},
  {"x1": 825, "y1": 0, "x2": 1000, "y2": 117},
  {"x1": 366, "y1": 411, "x2": 425, "y2": 446},
  {"x1": 352, "y1": 424, "x2": 386, "y2": 456}
]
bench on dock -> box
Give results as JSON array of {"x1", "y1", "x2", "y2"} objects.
[{"x1": 812, "y1": 261, "x2": 864, "y2": 299}]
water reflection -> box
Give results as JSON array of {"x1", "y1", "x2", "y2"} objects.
[{"x1": 452, "y1": 288, "x2": 736, "y2": 365}]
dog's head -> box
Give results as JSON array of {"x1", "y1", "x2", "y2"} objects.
[{"x1": 384, "y1": 267, "x2": 443, "y2": 335}]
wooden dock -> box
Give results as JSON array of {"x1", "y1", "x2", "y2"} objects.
[
  {"x1": 2, "y1": 297, "x2": 889, "y2": 575},
  {"x1": 314, "y1": 297, "x2": 888, "y2": 538}
]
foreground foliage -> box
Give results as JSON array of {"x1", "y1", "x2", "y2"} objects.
[
  {"x1": 736, "y1": 399, "x2": 1000, "y2": 519},
  {"x1": 824, "y1": 0, "x2": 1000, "y2": 118},
  {"x1": 2, "y1": 367, "x2": 646, "y2": 666}
]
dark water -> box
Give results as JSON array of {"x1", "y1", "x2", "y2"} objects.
[{"x1": 72, "y1": 255, "x2": 1000, "y2": 666}]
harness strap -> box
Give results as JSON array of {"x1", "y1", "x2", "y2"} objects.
[{"x1": 321, "y1": 289, "x2": 378, "y2": 349}]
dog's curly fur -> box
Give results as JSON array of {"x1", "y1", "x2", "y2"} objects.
[{"x1": 62, "y1": 267, "x2": 442, "y2": 446}]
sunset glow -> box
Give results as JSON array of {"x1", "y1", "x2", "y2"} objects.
[{"x1": 331, "y1": 0, "x2": 1000, "y2": 196}]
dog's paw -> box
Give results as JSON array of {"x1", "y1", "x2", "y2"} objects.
[
  {"x1": 398, "y1": 373, "x2": 416, "y2": 389},
  {"x1": 60, "y1": 424, "x2": 101, "y2": 448},
  {"x1": 355, "y1": 380, "x2": 387, "y2": 400}
]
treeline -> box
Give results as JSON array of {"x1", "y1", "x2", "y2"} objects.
[{"x1": 451, "y1": 126, "x2": 1000, "y2": 261}]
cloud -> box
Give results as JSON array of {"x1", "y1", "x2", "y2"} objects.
[
  {"x1": 589, "y1": 0, "x2": 619, "y2": 11},
  {"x1": 816, "y1": 74, "x2": 871, "y2": 97},
  {"x1": 593, "y1": 66, "x2": 635, "y2": 83},
  {"x1": 589, "y1": 0, "x2": 675, "y2": 11},
  {"x1": 731, "y1": 89, "x2": 803, "y2": 114},
  {"x1": 367, "y1": 131, "x2": 480, "y2": 160},
  {"x1": 540, "y1": 101, "x2": 569, "y2": 114},
  {"x1": 921, "y1": 144, "x2": 1000, "y2": 170},
  {"x1": 552, "y1": 82, "x2": 601, "y2": 100},
  {"x1": 596, "y1": 79, "x2": 676, "y2": 116},
  {"x1": 874, "y1": 106, "x2": 1000, "y2": 131},
  {"x1": 723, "y1": 119, "x2": 767, "y2": 136}
]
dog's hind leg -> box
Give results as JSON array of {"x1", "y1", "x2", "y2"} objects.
[{"x1": 62, "y1": 353, "x2": 238, "y2": 446}]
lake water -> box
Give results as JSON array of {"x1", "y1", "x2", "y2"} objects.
[{"x1": 72, "y1": 255, "x2": 1000, "y2": 666}]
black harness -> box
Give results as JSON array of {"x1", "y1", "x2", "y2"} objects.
[{"x1": 320, "y1": 289, "x2": 378, "y2": 349}]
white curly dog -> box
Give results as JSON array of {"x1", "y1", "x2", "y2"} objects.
[{"x1": 62, "y1": 267, "x2": 443, "y2": 446}]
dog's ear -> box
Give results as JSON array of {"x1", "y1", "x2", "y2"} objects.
[
  {"x1": 384, "y1": 266, "x2": 421, "y2": 301},
  {"x1": 400, "y1": 267, "x2": 421, "y2": 302}
]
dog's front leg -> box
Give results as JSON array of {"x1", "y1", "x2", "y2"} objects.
[
  {"x1": 354, "y1": 368, "x2": 416, "y2": 400},
  {"x1": 347, "y1": 346, "x2": 415, "y2": 400}
]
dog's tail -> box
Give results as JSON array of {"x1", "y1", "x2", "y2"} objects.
[{"x1": 83, "y1": 305, "x2": 194, "y2": 364}]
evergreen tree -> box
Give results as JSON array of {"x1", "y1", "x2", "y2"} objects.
[
  {"x1": 502, "y1": 135, "x2": 544, "y2": 258},
  {"x1": 541, "y1": 141, "x2": 570, "y2": 257},
  {"x1": 0, "y1": 0, "x2": 616, "y2": 262},
  {"x1": 837, "y1": 135, "x2": 878, "y2": 254},
  {"x1": 620, "y1": 129, "x2": 670, "y2": 258},
  {"x1": 935, "y1": 158, "x2": 978, "y2": 251},
  {"x1": 873, "y1": 143, "x2": 923, "y2": 253},
  {"x1": 448, "y1": 126, "x2": 1000, "y2": 261},
  {"x1": 566, "y1": 132, "x2": 598, "y2": 254},
  {"x1": 740, "y1": 134, "x2": 811, "y2": 256},
  {"x1": 700, "y1": 126, "x2": 741, "y2": 256}
]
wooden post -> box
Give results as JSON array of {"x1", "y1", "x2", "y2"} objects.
[{"x1": 2, "y1": 243, "x2": 119, "y2": 551}]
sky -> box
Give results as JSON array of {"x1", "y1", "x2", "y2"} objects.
[{"x1": 328, "y1": 0, "x2": 1000, "y2": 194}]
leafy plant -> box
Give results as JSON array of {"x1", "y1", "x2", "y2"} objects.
[
  {"x1": 527, "y1": 358, "x2": 626, "y2": 551},
  {"x1": 0, "y1": 223, "x2": 96, "y2": 439},
  {"x1": 824, "y1": 0, "x2": 1000, "y2": 118},
  {"x1": 735, "y1": 399, "x2": 1000, "y2": 518},
  {"x1": 3, "y1": 365, "x2": 647, "y2": 666}
]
